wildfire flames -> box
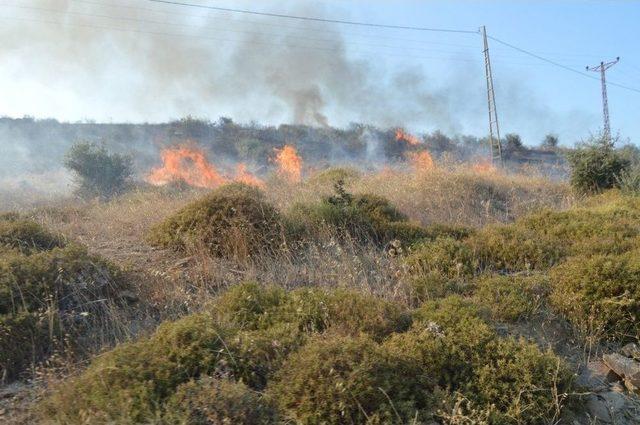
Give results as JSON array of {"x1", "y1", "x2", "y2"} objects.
[
  {"x1": 274, "y1": 145, "x2": 303, "y2": 183},
  {"x1": 147, "y1": 145, "x2": 263, "y2": 189},
  {"x1": 472, "y1": 161, "x2": 498, "y2": 174},
  {"x1": 234, "y1": 163, "x2": 265, "y2": 188},
  {"x1": 407, "y1": 150, "x2": 435, "y2": 172},
  {"x1": 395, "y1": 128, "x2": 421, "y2": 146}
]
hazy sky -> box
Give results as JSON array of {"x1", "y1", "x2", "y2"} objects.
[{"x1": 0, "y1": 0, "x2": 638, "y2": 146}]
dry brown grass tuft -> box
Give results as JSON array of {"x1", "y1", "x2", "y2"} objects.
[{"x1": 268, "y1": 165, "x2": 574, "y2": 228}]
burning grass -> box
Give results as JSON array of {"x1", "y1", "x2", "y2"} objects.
[{"x1": 147, "y1": 144, "x2": 264, "y2": 189}]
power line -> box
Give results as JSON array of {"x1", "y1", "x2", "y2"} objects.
[
  {"x1": 0, "y1": 14, "x2": 486, "y2": 64},
  {"x1": 144, "y1": 0, "x2": 479, "y2": 34},
  {"x1": 0, "y1": 2, "x2": 569, "y2": 67},
  {"x1": 487, "y1": 34, "x2": 640, "y2": 94},
  {"x1": 3, "y1": 0, "x2": 639, "y2": 94},
  {"x1": 0, "y1": 3, "x2": 485, "y2": 57},
  {"x1": 141, "y1": 0, "x2": 640, "y2": 93},
  {"x1": 71, "y1": 0, "x2": 482, "y2": 47}
]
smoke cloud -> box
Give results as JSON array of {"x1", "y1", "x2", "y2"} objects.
[{"x1": 0, "y1": 0, "x2": 488, "y2": 130}]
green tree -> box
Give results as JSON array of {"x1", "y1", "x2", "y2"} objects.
[
  {"x1": 504, "y1": 133, "x2": 524, "y2": 154},
  {"x1": 541, "y1": 134, "x2": 559, "y2": 150},
  {"x1": 566, "y1": 135, "x2": 630, "y2": 194},
  {"x1": 64, "y1": 142, "x2": 133, "y2": 199}
]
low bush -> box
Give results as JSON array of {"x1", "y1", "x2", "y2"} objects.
[
  {"x1": 467, "y1": 337, "x2": 571, "y2": 424},
  {"x1": 466, "y1": 196, "x2": 640, "y2": 272},
  {"x1": 0, "y1": 219, "x2": 126, "y2": 381},
  {"x1": 405, "y1": 237, "x2": 477, "y2": 279},
  {"x1": 0, "y1": 244, "x2": 122, "y2": 315},
  {"x1": 287, "y1": 182, "x2": 431, "y2": 247},
  {"x1": 227, "y1": 323, "x2": 307, "y2": 389},
  {"x1": 388, "y1": 296, "x2": 572, "y2": 424},
  {"x1": 268, "y1": 334, "x2": 434, "y2": 424},
  {"x1": 163, "y1": 377, "x2": 279, "y2": 424},
  {"x1": 473, "y1": 275, "x2": 549, "y2": 322},
  {"x1": 213, "y1": 282, "x2": 410, "y2": 341},
  {"x1": 469, "y1": 224, "x2": 565, "y2": 272},
  {"x1": 0, "y1": 311, "x2": 56, "y2": 381},
  {"x1": 148, "y1": 183, "x2": 285, "y2": 259},
  {"x1": 404, "y1": 238, "x2": 477, "y2": 302},
  {"x1": 550, "y1": 251, "x2": 640, "y2": 342},
  {"x1": 0, "y1": 218, "x2": 65, "y2": 254},
  {"x1": 42, "y1": 314, "x2": 238, "y2": 423},
  {"x1": 43, "y1": 282, "x2": 410, "y2": 421},
  {"x1": 617, "y1": 166, "x2": 640, "y2": 195}
]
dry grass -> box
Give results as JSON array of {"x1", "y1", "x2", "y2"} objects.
[
  {"x1": 0, "y1": 166, "x2": 579, "y2": 423},
  {"x1": 268, "y1": 165, "x2": 574, "y2": 228},
  {"x1": 9, "y1": 167, "x2": 572, "y2": 321}
]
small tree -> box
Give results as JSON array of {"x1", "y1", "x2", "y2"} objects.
[
  {"x1": 566, "y1": 135, "x2": 630, "y2": 194},
  {"x1": 64, "y1": 142, "x2": 133, "y2": 199},
  {"x1": 541, "y1": 134, "x2": 559, "y2": 150},
  {"x1": 504, "y1": 133, "x2": 524, "y2": 152}
]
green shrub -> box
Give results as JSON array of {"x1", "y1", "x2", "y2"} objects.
[
  {"x1": 163, "y1": 377, "x2": 279, "y2": 424},
  {"x1": 148, "y1": 183, "x2": 285, "y2": 259},
  {"x1": 42, "y1": 314, "x2": 238, "y2": 423},
  {"x1": 421, "y1": 223, "x2": 474, "y2": 241},
  {"x1": 550, "y1": 251, "x2": 640, "y2": 341},
  {"x1": 0, "y1": 220, "x2": 126, "y2": 381},
  {"x1": 388, "y1": 296, "x2": 572, "y2": 424},
  {"x1": 0, "y1": 311, "x2": 57, "y2": 380},
  {"x1": 468, "y1": 338, "x2": 571, "y2": 424},
  {"x1": 404, "y1": 239, "x2": 477, "y2": 302},
  {"x1": 406, "y1": 237, "x2": 477, "y2": 278},
  {"x1": 43, "y1": 282, "x2": 410, "y2": 422},
  {"x1": 64, "y1": 142, "x2": 133, "y2": 199},
  {"x1": 268, "y1": 334, "x2": 434, "y2": 424},
  {"x1": 287, "y1": 182, "x2": 431, "y2": 247},
  {"x1": 617, "y1": 166, "x2": 640, "y2": 195},
  {"x1": 0, "y1": 218, "x2": 65, "y2": 254},
  {"x1": 521, "y1": 206, "x2": 640, "y2": 254},
  {"x1": 473, "y1": 275, "x2": 549, "y2": 322},
  {"x1": 227, "y1": 323, "x2": 307, "y2": 389},
  {"x1": 388, "y1": 297, "x2": 495, "y2": 391},
  {"x1": 284, "y1": 287, "x2": 411, "y2": 340},
  {"x1": 566, "y1": 137, "x2": 630, "y2": 194},
  {"x1": 0, "y1": 244, "x2": 122, "y2": 315},
  {"x1": 212, "y1": 282, "x2": 288, "y2": 330},
  {"x1": 469, "y1": 224, "x2": 565, "y2": 272},
  {"x1": 213, "y1": 282, "x2": 410, "y2": 341}
]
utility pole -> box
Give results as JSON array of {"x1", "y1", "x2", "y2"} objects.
[
  {"x1": 586, "y1": 57, "x2": 619, "y2": 144},
  {"x1": 481, "y1": 26, "x2": 503, "y2": 167}
]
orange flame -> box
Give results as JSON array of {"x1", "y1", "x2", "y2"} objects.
[
  {"x1": 274, "y1": 145, "x2": 303, "y2": 183},
  {"x1": 147, "y1": 145, "x2": 263, "y2": 189},
  {"x1": 472, "y1": 161, "x2": 497, "y2": 174},
  {"x1": 147, "y1": 146, "x2": 226, "y2": 188},
  {"x1": 395, "y1": 128, "x2": 421, "y2": 146},
  {"x1": 407, "y1": 150, "x2": 435, "y2": 172},
  {"x1": 234, "y1": 163, "x2": 265, "y2": 188}
]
